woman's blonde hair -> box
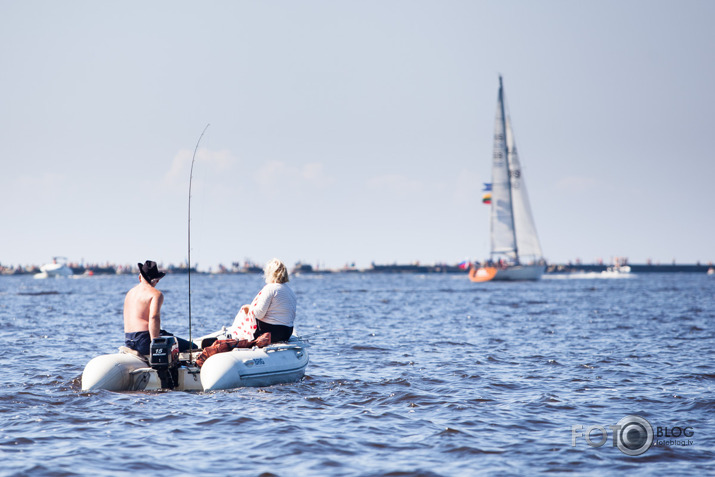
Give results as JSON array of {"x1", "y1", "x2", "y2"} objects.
[{"x1": 264, "y1": 258, "x2": 289, "y2": 284}]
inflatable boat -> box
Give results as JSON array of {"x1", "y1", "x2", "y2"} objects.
[{"x1": 81, "y1": 334, "x2": 309, "y2": 392}]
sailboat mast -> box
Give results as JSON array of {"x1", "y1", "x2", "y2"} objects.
[{"x1": 498, "y1": 76, "x2": 520, "y2": 264}]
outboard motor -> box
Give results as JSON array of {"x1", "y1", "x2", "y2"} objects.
[{"x1": 150, "y1": 336, "x2": 179, "y2": 389}]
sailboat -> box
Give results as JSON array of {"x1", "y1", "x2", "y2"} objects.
[{"x1": 469, "y1": 77, "x2": 546, "y2": 282}]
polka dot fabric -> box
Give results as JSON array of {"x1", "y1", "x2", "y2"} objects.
[{"x1": 228, "y1": 309, "x2": 257, "y2": 341}]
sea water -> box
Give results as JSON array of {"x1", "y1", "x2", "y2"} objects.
[{"x1": 0, "y1": 272, "x2": 713, "y2": 476}]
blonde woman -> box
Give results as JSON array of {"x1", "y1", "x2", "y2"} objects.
[{"x1": 230, "y1": 258, "x2": 297, "y2": 343}]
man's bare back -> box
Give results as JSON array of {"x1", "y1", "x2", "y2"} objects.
[{"x1": 123, "y1": 279, "x2": 163, "y2": 340}]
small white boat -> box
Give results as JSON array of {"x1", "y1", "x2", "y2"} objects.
[
  {"x1": 600, "y1": 258, "x2": 633, "y2": 277},
  {"x1": 600, "y1": 265, "x2": 632, "y2": 277},
  {"x1": 81, "y1": 335, "x2": 309, "y2": 392},
  {"x1": 34, "y1": 257, "x2": 73, "y2": 279}
]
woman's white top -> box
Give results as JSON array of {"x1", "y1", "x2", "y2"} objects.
[{"x1": 249, "y1": 282, "x2": 297, "y2": 327}]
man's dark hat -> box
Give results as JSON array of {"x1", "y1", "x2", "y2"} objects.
[{"x1": 138, "y1": 260, "x2": 166, "y2": 283}]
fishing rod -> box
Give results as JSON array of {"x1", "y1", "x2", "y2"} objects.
[{"x1": 188, "y1": 123, "x2": 210, "y2": 363}]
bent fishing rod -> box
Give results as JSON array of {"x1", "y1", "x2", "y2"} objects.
[{"x1": 188, "y1": 123, "x2": 210, "y2": 363}]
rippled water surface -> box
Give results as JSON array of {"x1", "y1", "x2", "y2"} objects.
[{"x1": 1, "y1": 272, "x2": 713, "y2": 476}]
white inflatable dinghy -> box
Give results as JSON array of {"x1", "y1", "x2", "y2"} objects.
[{"x1": 81, "y1": 335, "x2": 309, "y2": 392}]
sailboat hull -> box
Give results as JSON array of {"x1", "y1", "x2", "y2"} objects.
[
  {"x1": 468, "y1": 267, "x2": 498, "y2": 282},
  {"x1": 492, "y1": 264, "x2": 545, "y2": 281}
]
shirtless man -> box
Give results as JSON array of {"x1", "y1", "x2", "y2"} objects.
[
  {"x1": 123, "y1": 260, "x2": 166, "y2": 355},
  {"x1": 124, "y1": 260, "x2": 197, "y2": 356}
]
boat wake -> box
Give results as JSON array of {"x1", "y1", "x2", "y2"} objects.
[{"x1": 544, "y1": 272, "x2": 637, "y2": 280}]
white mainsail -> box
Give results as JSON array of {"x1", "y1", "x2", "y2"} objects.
[{"x1": 489, "y1": 77, "x2": 543, "y2": 265}]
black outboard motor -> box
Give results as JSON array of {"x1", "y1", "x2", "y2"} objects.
[{"x1": 149, "y1": 336, "x2": 179, "y2": 389}]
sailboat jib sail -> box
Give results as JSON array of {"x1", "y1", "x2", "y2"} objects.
[
  {"x1": 504, "y1": 116, "x2": 543, "y2": 264},
  {"x1": 471, "y1": 76, "x2": 545, "y2": 282}
]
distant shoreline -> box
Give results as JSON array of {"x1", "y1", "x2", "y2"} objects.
[{"x1": 2, "y1": 261, "x2": 713, "y2": 276}]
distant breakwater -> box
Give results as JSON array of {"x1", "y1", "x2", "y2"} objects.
[{"x1": 3, "y1": 262, "x2": 713, "y2": 276}]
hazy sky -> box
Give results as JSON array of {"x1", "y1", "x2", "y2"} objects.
[{"x1": 2, "y1": 0, "x2": 714, "y2": 270}]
